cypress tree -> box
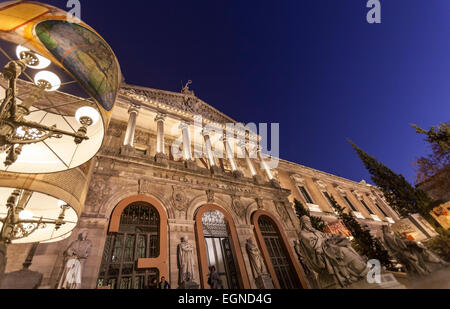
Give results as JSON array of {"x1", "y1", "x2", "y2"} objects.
[
  {"x1": 411, "y1": 123, "x2": 450, "y2": 202},
  {"x1": 349, "y1": 140, "x2": 432, "y2": 218},
  {"x1": 328, "y1": 195, "x2": 392, "y2": 267}
]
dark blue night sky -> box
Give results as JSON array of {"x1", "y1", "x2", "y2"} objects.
[{"x1": 40, "y1": 0, "x2": 450, "y2": 184}]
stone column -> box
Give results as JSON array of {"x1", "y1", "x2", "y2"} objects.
[
  {"x1": 223, "y1": 136, "x2": 243, "y2": 178},
  {"x1": 123, "y1": 105, "x2": 140, "y2": 147},
  {"x1": 180, "y1": 122, "x2": 196, "y2": 170},
  {"x1": 179, "y1": 122, "x2": 192, "y2": 160},
  {"x1": 155, "y1": 113, "x2": 168, "y2": 164},
  {"x1": 203, "y1": 129, "x2": 222, "y2": 175},
  {"x1": 238, "y1": 142, "x2": 257, "y2": 176},
  {"x1": 155, "y1": 113, "x2": 166, "y2": 155},
  {"x1": 258, "y1": 148, "x2": 280, "y2": 187},
  {"x1": 258, "y1": 148, "x2": 273, "y2": 180},
  {"x1": 238, "y1": 141, "x2": 264, "y2": 183}
]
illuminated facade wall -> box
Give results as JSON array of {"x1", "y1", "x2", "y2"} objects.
[{"x1": 5, "y1": 84, "x2": 400, "y2": 289}]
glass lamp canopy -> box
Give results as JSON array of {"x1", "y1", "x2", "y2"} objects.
[
  {"x1": 0, "y1": 187, "x2": 78, "y2": 244},
  {"x1": 0, "y1": 0, "x2": 121, "y2": 175}
]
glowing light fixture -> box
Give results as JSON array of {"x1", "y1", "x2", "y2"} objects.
[
  {"x1": 16, "y1": 45, "x2": 51, "y2": 70},
  {"x1": 75, "y1": 106, "x2": 100, "y2": 126},
  {"x1": 34, "y1": 70, "x2": 61, "y2": 92},
  {"x1": 18, "y1": 210, "x2": 34, "y2": 221}
]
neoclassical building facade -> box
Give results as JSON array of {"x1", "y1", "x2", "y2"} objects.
[{"x1": 4, "y1": 82, "x2": 401, "y2": 290}]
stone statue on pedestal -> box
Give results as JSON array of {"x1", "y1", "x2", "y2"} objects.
[
  {"x1": 381, "y1": 226, "x2": 448, "y2": 277},
  {"x1": 294, "y1": 240, "x2": 320, "y2": 289},
  {"x1": 57, "y1": 231, "x2": 92, "y2": 289},
  {"x1": 245, "y1": 238, "x2": 274, "y2": 289},
  {"x1": 246, "y1": 238, "x2": 266, "y2": 277},
  {"x1": 177, "y1": 236, "x2": 198, "y2": 289},
  {"x1": 297, "y1": 216, "x2": 369, "y2": 288}
]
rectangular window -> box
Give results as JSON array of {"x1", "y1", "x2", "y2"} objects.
[
  {"x1": 298, "y1": 186, "x2": 313, "y2": 204},
  {"x1": 360, "y1": 199, "x2": 374, "y2": 215},
  {"x1": 343, "y1": 196, "x2": 357, "y2": 212},
  {"x1": 375, "y1": 203, "x2": 389, "y2": 217},
  {"x1": 323, "y1": 192, "x2": 335, "y2": 209}
]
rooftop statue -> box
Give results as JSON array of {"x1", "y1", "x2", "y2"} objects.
[
  {"x1": 181, "y1": 80, "x2": 195, "y2": 96},
  {"x1": 297, "y1": 216, "x2": 369, "y2": 288}
]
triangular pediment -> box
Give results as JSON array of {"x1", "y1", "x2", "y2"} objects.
[{"x1": 119, "y1": 83, "x2": 237, "y2": 124}]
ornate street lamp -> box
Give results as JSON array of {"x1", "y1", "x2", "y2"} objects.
[
  {"x1": 0, "y1": 1, "x2": 121, "y2": 174},
  {"x1": 0, "y1": 1, "x2": 121, "y2": 276},
  {"x1": 0, "y1": 46, "x2": 100, "y2": 168}
]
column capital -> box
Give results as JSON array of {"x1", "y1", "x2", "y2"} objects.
[
  {"x1": 154, "y1": 113, "x2": 167, "y2": 122},
  {"x1": 202, "y1": 128, "x2": 213, "y2": 138},
  {"x1": 237, "y1": 140, "x2": 247, "y2": 150},
  {"x1": 179, "y1": 121, "x2": 189, "y2": 130},
  {"x1": 128, "y1": 104, "x2": 140, "y2": 115}
]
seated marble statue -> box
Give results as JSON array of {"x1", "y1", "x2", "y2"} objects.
[
  {"x1": 297, "y1": 216, "x2": 369, "y2": 288},
  {"x1": 381, "y1": 226, "x2": 448, "y2": 276}
]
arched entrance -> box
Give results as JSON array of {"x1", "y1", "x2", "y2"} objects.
[
  {"x1": 97, "y1": 195, "x2": 168, "y2": 289},
  {"x1": 252, "y1": 210, "x2": 306, "y2": 289},
  {"x1": 195, "y1": 205, "x2": 250, "y2": 289}
]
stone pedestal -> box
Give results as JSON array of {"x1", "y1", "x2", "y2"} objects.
[
  {"x1": 232, "y1": 170, "x2": 244, "y2": 179},
  {"x1": 253, "y1": 175, "x2": 264, "y2": 185},
  {"x1": 184, "y1": 160, "x2": 197, "y2": 170},
  {"x1": 270, "y1": 179, "x2": 281, "y2": 189},
  {"x1": 343, "y1": 273, "x2": 406, "y2": 289},
  {"x1": 120, "y1": 145, "x2": 135, "y2": 156},
  {"x1": 0, "y1": 269, "x2": 43, "y2": 289},
  {"x1": 210, "y1": 165, "x2": 223, "y2": 176},
  {"x1": 155, "y1": 153, "x2": 169, "y2": 166},
  {"x1": 179, "y1": 280, "x2": 200, "y2": 289},
  {"x1": 403, "y1": 267, "x2": 450, "y2": 289},
  {"x1": 255, "y1": 274, "x2": 274, "y2": 289}
]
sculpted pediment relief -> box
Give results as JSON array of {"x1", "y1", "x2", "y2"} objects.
[{"x1": 119, "y1": 85, "x2": 234, "y2": 124}]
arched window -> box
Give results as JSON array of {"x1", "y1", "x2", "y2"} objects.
[
  {"x1": 258, "y1": 215, "x2": 301, "y2": 289},
  {"x1": 97, "y1": 202, "x2": 160, "y2": 289}
]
